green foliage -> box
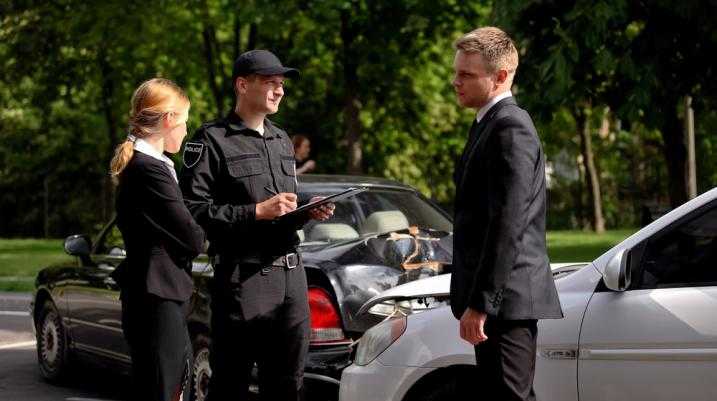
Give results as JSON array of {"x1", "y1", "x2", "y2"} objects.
[
  {"x1": 1, "y1": 0, "x2": 717, "y2": 237},
  {"x1": 496, "y1": 0, "x2": 717, "y2": 229},
  {"x1": 1, "y1": 0, "x2": 491, "y2": 237}
]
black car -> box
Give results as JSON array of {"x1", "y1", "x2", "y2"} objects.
[{"x1": 31, "y1": 174, "x2": 453, "y2": 400}]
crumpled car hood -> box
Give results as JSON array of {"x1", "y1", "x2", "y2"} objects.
[
  {"x1": 300, "y1": 227, "x2": 453, "y2": 333},
  {"x1": 357, "y1": 262, "x2": 589, "y2": 316},
  {"x1": 303, "y1": 227, "x2": 452, "y2": 272}
]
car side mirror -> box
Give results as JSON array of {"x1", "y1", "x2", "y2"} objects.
[
  {"x1": 108, "y1": 246, "x2": 126, "y2": 257},
  {"x1": 603, "y1": 248, "x2": 631, "y2": 291},
  {"x1": 64, "y1": 234, "x2": 91, "y2": 257}
]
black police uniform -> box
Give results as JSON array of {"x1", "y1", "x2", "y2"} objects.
[{"x1": 179, "y1": 112, "x2": 310, "y2": 401}]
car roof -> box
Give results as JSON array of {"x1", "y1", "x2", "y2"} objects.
[{"x1": 298, "y1": 174, "x2": 414, "y2": 191}]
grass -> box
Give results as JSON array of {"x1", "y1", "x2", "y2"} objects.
[
  {"x1": 0, "y1": 229, "x2": 636, "y2": 292},
  {"x1": 0, "y1": 238, "x2": 74, "y2": 292},
  {"x1": 547, "y1": 229, "x2": 636, "y2": 263}
]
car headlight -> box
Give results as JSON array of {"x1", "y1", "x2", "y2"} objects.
[
  {"x1": 368, "y1": 297, "x2": 447, "y2": 317},
  {"x1": 355, "y1": 316, "x2": 407, "y2": 366}
]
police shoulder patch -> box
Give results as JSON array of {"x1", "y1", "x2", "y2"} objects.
[{"x1": 183, "y1": 142, "x2": 204, "y2": 168}]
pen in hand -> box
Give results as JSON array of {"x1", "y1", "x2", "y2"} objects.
[
  {"x1": 256, "y1": 186, "x2": 298, "y2": 220},
  {"x1": 264, "y1": 186, "x2": 278, "y2": 196}
]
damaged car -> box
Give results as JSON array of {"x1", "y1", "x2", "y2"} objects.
[
  {"x1": 31, "y1": 174, "x2": 453, "y2": 401},
  {"x1": 341, "y1": 186, "x2": 717, "y2": 401}
]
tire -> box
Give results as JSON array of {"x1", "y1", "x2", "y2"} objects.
[
  {"x1": 418, "y1": 377, "x2": 460, "y2": 401},
  {"x1": 36, "y1": 300, "x2": 71, "y2": 382},
  {"x1": 408, "y1": 372, "x2": 474, "y2": 401},
  {"x1": 189, "y1": 335, "x2": 260, "y2": 401},
  {"x1": 190, "y1": 335, "x2": 212, "y2": 401}
]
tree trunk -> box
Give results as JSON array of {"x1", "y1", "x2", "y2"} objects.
[
  {"x1": 340, "y1": 9, "x2": 363, "y2": 174},
  {"x1": 201, "y1": 27, "x2": 224, "y2": 117},
  {"x1": 199, "y1": 0, "x2": 225, "y2": 117},
  {"x1": 43, "y1": 175, "x2": 49, "y2": 238},
  {"x1": 576, "y1": 107, "x2": 605, "y2": 233},
  {"x1": 661, "y1": 110, "x2": 689, "y2": 209},
  {"x1": 684, "y1": 96, "x2": 696, "y2": 199},
  {"x1": 598, "y1": 108, "x2": 610, "y2": 139},
  {"x1": 247, "y1": 23, "x2": 258, "y2": 51},
  {"x1": 629, "y1": 126, "x2": 645, "y2": 226},
  {"x1": 232, "y1": 17, "x2": 242, "y2": 63},
  {"x1": 98, "y1": 49, "x2": 118, "y2": 222},
  {"x1": 227, "y1": 21, "x2": 259, "y2": 113},
  {"x1": 573, "y1": 158, "x2": 586, "y2": 229}
]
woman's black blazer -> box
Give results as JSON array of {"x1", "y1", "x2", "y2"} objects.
[{"x1": 113, "y1": 152, "x2": 205, "y2": 301}]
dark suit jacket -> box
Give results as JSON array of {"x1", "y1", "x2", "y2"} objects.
[
  {"x1": 450, "y1": 96, "x2": 563, "y2": 320},
  {"x1": 113, "y1": 152, "x2": 205, "y2": 302}
]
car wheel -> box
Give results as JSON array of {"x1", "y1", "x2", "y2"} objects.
[
  {"x1": 190, "y1": 335, "x2": 211, "y2": 401},
  {"x1": 410, "y1": 374, "x2": 473, "y2": 401},
  {"x1": 36, "y1": 300, "x2": 71, "y2": 382},
  {"x1": 418, "y1": 377, "x2": 458, "y2": 401}
]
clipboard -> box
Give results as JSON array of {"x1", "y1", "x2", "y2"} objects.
[{"x1": 281, "y1": 187, "x2": 368, "y2": 218}]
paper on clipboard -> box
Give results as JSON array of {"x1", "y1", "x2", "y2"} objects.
[{"x1": 281, "y1": 187, "x2": 368, "y2": 218}]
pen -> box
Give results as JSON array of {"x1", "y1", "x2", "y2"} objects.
[{"x1": 264, "y1": 186, "x2": 278, "y2": 196}]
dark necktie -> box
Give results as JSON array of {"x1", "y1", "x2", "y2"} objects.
[
  {"x1": 460, "y1": 120, "x2": 484, "y2": 167},
  {"x1": 455, "y1": 120, "x2": 481, "y2": 187}
]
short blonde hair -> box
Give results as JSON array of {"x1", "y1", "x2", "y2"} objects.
[{"x1": 454, "y1": 27, "x2": 519, "y2": 73}]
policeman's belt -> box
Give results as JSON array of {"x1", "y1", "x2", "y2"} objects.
[{"x1": 214, "y1": 252, "x2": 299, "y2": 269}]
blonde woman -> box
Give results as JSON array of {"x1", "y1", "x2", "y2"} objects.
[{"x1": 109, "y1": 78, "x2": 204, "y2": 401}]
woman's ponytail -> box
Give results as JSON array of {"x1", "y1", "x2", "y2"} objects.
[{"x1": 109, "y1": 137, "x2": 136, "y2": 184}]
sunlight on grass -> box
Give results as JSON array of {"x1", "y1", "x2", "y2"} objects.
[
  {"x1": 0, "y1": 239, "x2": 74, "y2": 292},
  {"x1": 0, "y1": 230, "x2": 637, "y2": 292},
  {"x1": 547, "y1": 229, "x2": 636, "y2": 263}
]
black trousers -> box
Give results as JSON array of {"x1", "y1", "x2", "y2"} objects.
[
  {"x1": 121, "y1": 291, "x2": 192, "y2": 401},
  {"x1": 474, "y1": 319, "x2": 538, "y2": 401},
  {"x1": 207, "y1": 263, "x2": 310, "y2": 401}
]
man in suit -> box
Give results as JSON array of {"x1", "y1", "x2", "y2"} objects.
[{"x1": 449, "y1": 27, "x2": 563, "y2": 401}]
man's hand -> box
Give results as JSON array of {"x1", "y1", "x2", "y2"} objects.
[
  {"x1": 256, "y1": 193, "x2": 297, "y2": 220},
  {"x1": 459, "y1": 308, "x2": 488, "y2": 345},
  {"x1": 307, "y1": 196, "x2": 335, "y2": 221}
]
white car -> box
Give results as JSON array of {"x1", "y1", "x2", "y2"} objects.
[{"x1": 340, "y1": 187, "x2": 717, "y2": 401}]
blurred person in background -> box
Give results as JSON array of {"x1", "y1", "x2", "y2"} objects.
[{"x1": 292, "y1": 134, "x2": 316, "y2": 174}]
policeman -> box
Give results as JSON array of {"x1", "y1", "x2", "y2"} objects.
[{"x1": 179, "y1": 50, "x2": 333, "y2": 401}]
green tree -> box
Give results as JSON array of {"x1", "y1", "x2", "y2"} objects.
[
  {"x1": 0, "y1": 0, "x2": 204, "y2": 235},
  {"x1": 1, "y1": 0, "x2": 487, "y2": 237},
  {"x1": 497, "y1": 0, "x2": 630, "y2": 232},
  {"x1": 609, "y1": 0, "x2": 717, "y2": 208}
]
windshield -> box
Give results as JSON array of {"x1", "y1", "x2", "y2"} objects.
[{"x1": 298, "y1": 188, "x2": 452, "y2": 245}]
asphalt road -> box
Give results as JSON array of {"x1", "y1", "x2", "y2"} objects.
[
  {"x1": 0, "y1": 292, "x2": 129, "y2": 401},
  {"x1": 0, "y1": 292, "x2": 332, "y2": 401}
]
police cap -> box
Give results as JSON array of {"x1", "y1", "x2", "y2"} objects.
[{"x1": 232, "y1": 50, "x2": 299, "y2": 82}]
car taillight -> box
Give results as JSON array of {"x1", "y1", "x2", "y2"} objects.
[{"x1": 308, "y1": 287, "x2": 346, "y2": 344}]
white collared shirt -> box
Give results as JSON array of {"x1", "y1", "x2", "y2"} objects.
[
  {"x1": 476, "y1": 90, "x2": 513, "y2": 124},
  {"x1": 134, "y1": 138, "x2": 178, "y2": 183}
]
